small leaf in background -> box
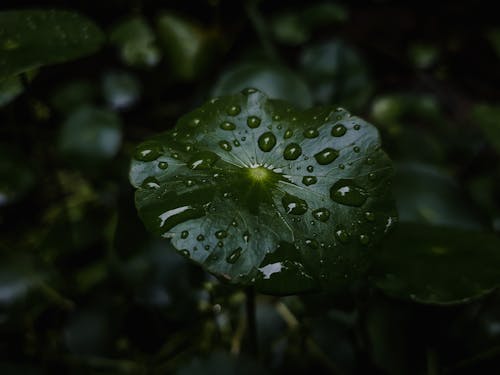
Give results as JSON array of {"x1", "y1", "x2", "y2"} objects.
[
  {"x1": 130, "y1": 90, "x2": 396, "y2": 294},
  {"x1": 408, "y1": 43, "x2": 440, "y2": 69},
  {"x1": 300, "y1": 39, "x2": 372, "y2": 110},
  {"x1": 471, "y1": 104, "x2": 500, "y2": 154},
  {"x1": 372, "y1": 223, "x2": 500, "y2": 304},
  {"x1": 0, "y1": 145, "x2": 35, "y2": 207},
  {"x1": 58, "y1": 107, "x2": 122, "y2": 163},
  {"x1": 0, "y1": 10, "x2": 104, "y2": 79},
  {"x1": 156, "y1": 12, "x2": 226, "y2": 81},
  {"x1": 102, "y1": 71, "x2": 141, "y2": 110},
  {"x1": 50, "y1": 80, "x2": 98, "y2": 114},
  {"x1": 110, "y1": 17, "x2": 161, "y2": 68},
  {"x1": 0, "y1": 76, "x2": 23, "y2": 107},
  {"x1": 271, "y1": 2, "x2": 348, "y2": 46},
  {"x1": 393, "y1": 162, "x2": 483, "y2": 229},
  {"x1": 212, "y1": 62, "x2": 313, "y2": 108}
]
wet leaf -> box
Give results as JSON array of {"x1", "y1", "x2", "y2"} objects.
[
  {"x1": 373, "y1": 223, "x2": 500, "y2": 304},
  {"x1": 130, "y1": 90, "x2": 396, "y2": 294},
  {"x1": 0, "y1": 10, "x2": 104, "y2": 79}
]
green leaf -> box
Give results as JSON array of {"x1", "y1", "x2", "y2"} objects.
[
  {"x1": 0, "y1": 10, "x2": 104, "y2": 79},
  {"x1": 471, "y1": 104, "x2": 500, "y2": 154},
  {"x1": 101, "y1": 71, "x2": 141, "y2": 110},
  {"x1": 130, "y1": 90, "x2": 396, "y2": 295},
  {"x1": 212, "y1": 62, "x2": 313, "y2": 109},
  {"x1": 58, "y1": 107, "x2": 122, "y2": 162},
  {"x1": 372, "y1": 223, "x2": 500, "y2": 304},
  {"x1": 109, "y1": 17, "x2": 160, "y2": 68},
  {"x1": 0, "y1": 75, "x2": 23, "y2": 106}
]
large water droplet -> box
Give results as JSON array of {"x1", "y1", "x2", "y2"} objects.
[
  {"x1": 302, "y1": 176, "x2": 317, "y2": 186},
  {"x1": 314, "y1": 148, "x2": 339, "y2": 165},
  {"x1": 227, "y1": 105, "x2": 241, "y2": 116},
  {"x1": 258, "y1": 132, "x2": 277, "y2": 152},
  {"x1": 226, "y1": 247, "x2": 242, "y2": 264},
  {"x1": 181, "y1": 230, "x2": 189, "y2": 239},
  {"x1": 284, "y1": 129, "x2": 293, "y2": 139},
  {"x1": 158, "y1": 205, "x2": 203, "y2": 233},
  {"x1": 242, "y1": 87, "x2": 257, "y2": 95},
  {"x1": 218, "y1": 140, "x2": 232, "y2": 151},
  {"x1": 282, "y1": 193, "x2": 308, "y2": 215},
  {"x1": 197, "y1": 234, "x2": 205, "y2": 241},
  {"x1": 247, "y1": 116, "x2": 261, "y2": 128},
  {"x1": 330, "y1": 179, "x2": 368, "y2": 207},
  {"x1": 220, "y1": 121, "x2": 236, "y2": 131},
  {"x1": 283, "y1": 143, "x2": 302, "y2": 160},
  {"x1": 188, "y1": 151, "x2": 220, "y2": 170},
  {"x1": 243, "y1": 231, "x2": 250, "y2": 242},
  {"x1": 331, "y1": 124, "x2": 347, "y2": 137},
  {"x1": 141, "y1": 176, "x2": 160, "y2": 189},
  {"x1": 335, "y1": 227, "x2": 350, "y2": 243},
  {"x1": 180, "y1": 249, "x2": 190, "y2": 258},
  {"x1": 306, "y1": 165, "x2": 314, "y2": 172},
  {"x1": 215, "y1": 230, "x2": 228, "y2": 239},
  {"x1": 304, "y1": 128, "x2": 319, "y2": 138},
  {"x1": 158, "y1": 161, "x2": 168, "y2": 169},
  {"x1": 312, "y1": 208, "x2": 330, "y2": 222},
  {"x1": 134, "y1": 142, "x2": 163, "y2": 161}
]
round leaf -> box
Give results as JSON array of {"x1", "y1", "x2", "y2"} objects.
[
  {"x1": 373, "y1": 223, "x2": 500, "y2": 304},
  {"x1": 0, "y1": 10, "x2": 104, "y2": 79},
  {"x1": 130, "y1": 90, "x2": 396, "y2": 294}
]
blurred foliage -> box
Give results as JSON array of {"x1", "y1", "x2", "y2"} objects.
[{"x1": 1, "y1": 1, "x2": 500, "y2": 374}]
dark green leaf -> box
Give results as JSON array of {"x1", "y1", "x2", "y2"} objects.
[
  {"x1": 471, "y1": 104, "x2": 500, "y2": 154},
  {"x1": 0, "y1": 10, "x2": 104, "y2": 78},
  {"x1": 0, "y1": 145, "x2": 35, "y2": 206},
  {"x1": 373, "y1": 223, "x2": 500, "y2": 304},
  {"x1": 212, "y1": 62, "x2": 313, "y2": 109},
  {"x1": 130, "y1": 90, "x2": 396, "y2": 294},
  {"x1": 102, "y1": 71, "x2": 141, "y2": 110},
  {"x1": 0, "y1": 76, "x2": 23, "y2": 107}
]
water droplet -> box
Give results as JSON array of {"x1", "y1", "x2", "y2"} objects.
[
  {"x1": 217, "y1": 241, "x2": 224, "y2": 247},
  {"x1": 368, "y1": 173, "x2": 376, "y2": 180},
  {"x1": 365, "y1": 211, "x2": 375, "y2": 221},
  {"x1": 233, "y1": 139, "x2": 241, "y2": 147},
  {"x1": 312, "y1": 208, "x2": 330, "y2": 222},
  {"x1": 190, "y1": 118, "x2": 201, "y2": 127},
  {"x1": 247, "y1": 116, "x2": 261, "y2": 128},
  {"x1": 359, "y1": 234, "x2": 370, "y2": 245},
  {"x1": 306, "y1": 165, "x2": 314, "y2": 172},
  {"x1": 273, "y1": 114, "x2": 281, "y2": 121},
  {"x1": 353, "y1": 146, "x2": 360, "y2": 153},
  {"x1": 220, "y1": 121, "x2": 236, "y2": 131},
  {"x1": 243, "y1": 232, "x2": 250, "y2": 242},
  {"x1": 283, "y1": 143, "x2": 302, "y2": 160},
  {"x1": 134, "y1": 142, "x2": 163, "y2": 161},
  {"x1": 158, "y1": 206, "x2": 203, "y2": 232},
  {"x1": 204, "y1": 245, "x2": 210, "y2": 250},
  {"x1": 172, "y1": 152, "x2": 179, "y2": 159},
  {"x1": 141, "y1": 176, "x2": 160, "y2": 189},
  {"x1": 231, "y1": 220, "x2": 238, "y2": 227},
  {"x1": 158, "y1": 161, "x2": 168, "y2": 169},
  {"x1": 330, "y1": 179, "x2": 368, "y2": 207},
  {"x1": 354, "y1": 124, "x2": 361, "y2": 130},
  {"x1": 197, "y1": 234, "x2": 205, "y2": 241},
  {"x1": 218, "y1": 140, "x2": 232, "y2": 151},
  {"x1": 215, "y1": 230, "x2": 228, "y2": 239},
  {"x1": 258, "y1": 132, "x2": 277, "y2": 152},
  {"x1": 284, "y1": 129, "x2": 293, "y2": 139},
  {"x1": 339, "y1": 164, "x2": 345, "y2": 169},
  {"x1": 188, "y1": 151, "x2": 220, "y2": 170},
  {"x1": 180, "y1": 249, "x2": 190, "y2": 258},
  {"x1": 186, "y1": 180, "x2": 195, "y2": 187},
  {"x1": 305, "y1": 239, "x2": 319, "y2": 249},
  {"x1": 304, "y1": 128, "x2": 319, "y2": 138},
  {"x1": 181, "y1": 230, "x2": 189, "y2": 239},
  {"x1": 226, "y1": 247, "x2": 242, "y2": 264},
  {"x1": 242, "y1": 87, "x2": 257, "y2": 95},
  {"x1": 302, "y1": 176, "x2": 317, "y2": 186},
  {"x1": 335, "y1": 228, "x2": 350, "y2": 243},
  {"x1": 331, "y1": 124, "x2": 347, "y2": 137},
  {"x1": 366, "y1": 157, "x2": 374, "y2": 165},
  {"x1": 282, "y1": 193, "x2": 308, "y2": 215},
  {"x1": 227, "y1": 105, "x2": 241, "y2": 116},
  {"x1": 314, "y1": 148, "x2": 339, "y2": 165}
]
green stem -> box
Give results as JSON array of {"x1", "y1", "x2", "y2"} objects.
[{"x1": 245, "y1": 287, "x2": 258, "y2": 356}]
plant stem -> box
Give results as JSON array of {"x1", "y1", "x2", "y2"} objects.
[{"x1": 245, "y1": 287, "x2": 258, "y2": 356}]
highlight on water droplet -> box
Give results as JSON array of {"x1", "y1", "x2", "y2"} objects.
[
  {"x1": 304, "y1": 128, "x2": 319, "y2": 138},
  {"x1": 215, "y1": 230, "x2": 228, "y2": 239},
  {"x1": 258, "y1": 132, "x2": 277, "y2": 152},
  {"x1": 247, "y1": 116, "x2": 261, "y2": 128},
  {"x1": 188, "y1": 151, "x2": 220, "y2": 170},
  {"x1": 331, "y1": 124, "x2": 347, "y2": 137},
  {"x1": 181, "y1": 230, "x2": 189, "y2": 239},
  {"x1": 220, "y1": 121, "x2": 236, "y2": 131},
  {"x1": 330, "y1": 179, "x2": 368, "y2": 207},
  {"x1": 282, "y1": 193, "x2": 308, "y2": 215},
  {"x1": 335, "y1": 227, "x2": 350, "y2": 243},
  {"x1": 359, "y1": 234, "x2": 370, "y2": 245},
  {"x1": 218, "y1": 140, "x2": 232, "y2": 151},
  {"x1": 364, "y1": 211, "x2": 375, "y2": 221},
  {"x1": 197, "y1": 234, "x2": 205, "y2": 241},
  {"x1": 302, "y1": 176, "x2": 317, "y2": 186},
  {"x1": 158, "y1": 161, "x2": 168, "y2": 169},
  {"x1": 305, "y1": 239, "x2": 319, "y2": 249},
  {"x1": 227, "y1": 105, "x2": 241, "y2": 116},
  {"x1": 312, "y1": 208, "x2": 330, "y2": 222},
  {"x1": 241, "y1": 87, "x2": 257, "y2": 95},
  {"x1": 284, "y1": 129, "x2": 293, "y2": 139},
  {"x1": 314, "y1": 148, "x2": 339, "y2": 165},
  {"x1": 141, "y1": 176, "x2": 160, "y2": 189},
  {"x1": 283, "y1": 143, "x2": 302, "y2": 160},
  {"x1": 134, "y1": 141, "x2": 163, "y2": 161},
  {"x1": 306, "y1": 165, "x2": 314, "y2": 172},
  {"x1": 226, "y1": 247, "x2": 242, "y2": 264},
  {"x1": 180, "y1": 249, "x2": 190, "y2": 258}
]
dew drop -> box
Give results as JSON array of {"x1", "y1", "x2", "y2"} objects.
[
  {"x1": 335, "y1": 228, "x2": 350, "y2": 243},
  {"x1": 282, "y1": 193, "x2": 308, "y2": 215},
  {"x1": 359, "y1": 234, "x2": 370, "y2": 245},
  {"x1": 339, "y1": 164, "x2": 345, "y2": 169},
  {"x1": 247, "y1": 116, "x2": 261, "y2": 128},
  {"x1": 258, "y1": 132, "x2": 277, "y2": 152},
  {"x1": 314, "y1": 148, "x2": 339, "y2": 165},
  {"x1": 302, "y1": 176, "x2": 317, "y2": 186},
  {"x1": 366, "y1": 157, "x2": 374, "y2": 165},
  {"x1": 134, "y1": 142, "x2": 163, "y2": 161},
  {"x1": 215, "y1": 230, "x2": 228, "y2": 239},
  {"x1": 331, "y1": 124, "x2": 347, "y2": 137},
  {"x1": 226, "y1": 247, "x2": 242, "y2": 264},
  {"x1": 353, "y1": 146, "x2": 360, "y2": 153},
  {"x1": 188, "y1": 151, "x2": 220, "y2": 170},
  {"x1": 243, "y1": 231, "x2": 250, "y2": 242},
  {"x1": 330, "y1": 179, "x2": 368, "y2": 207},
  {"x1": 181, "y1": 230, "x2": 189, "y2": 239},
  {"x1": 197, "y1": 234, "x2": 205, "y2": 241},
  {"x1": 180, "y1": 249, "x2": 190, "y2": 258},
  {"x1": 284, "y1": 129, "x2": 293, "y2": 139},
  {"x1": 227, "y1": 105, "x2": 241, "y2": 116},
  {"x1": 273, "y1": 114, "x2": 281, "y2": 121},
  {"x1": 186, "y1": 180, "x2": 195, "y2": 187},
  {"x1": 368, "y1": 173, "x2": 376, "y2": 180},
  {"x1": 190, "y1": 118, "x2": 201, "y2": 127},
  {"x1": 304, "y1": 128, "x2": 319, "y2": 138},
  {"x1": 242, "y1": 87, "x2": 257, "y2": 95},
  {"x1": 312, "y1": 208, "x2": 330, "y2": 222},
  {"x1": 354, "y1": 124, "x2": 361, "y2": 130},
  {"x1": 306, "y1": 165, "x2": 314, "y2": 172},
  {"x1": 283, "y1": 143, "x2": 302, "y2": 160},
  {"x1": 158, "y1": 161, "x2": 168, "y2": 169},
  {"x1": 365, "y1": 211, "x2": 375, "y2": 221},
  {"x1": 305, "y1": 239, "x2": 319, "y2": 249},
  {"x1": 233, "y1": 139, "x2": 241, "y2": 147},
  {"x1": 217, "y1": 241, "x2": 224, "y2": 247},
  {"x1": 218, "y1": 140, "x2": 232, "y2": 151},
  {"x1": 141, "y1": 176, "x2": 160, "y2": 189},
  {"x1": 204, "y1": 245, "x2": 210, "y2": 251},
  {"x1": 220, "y1": 121, "x2": 236, "y2": 131},
  {"x1": 231, "y1": 220, "x2": 238, "y2": 227}
]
